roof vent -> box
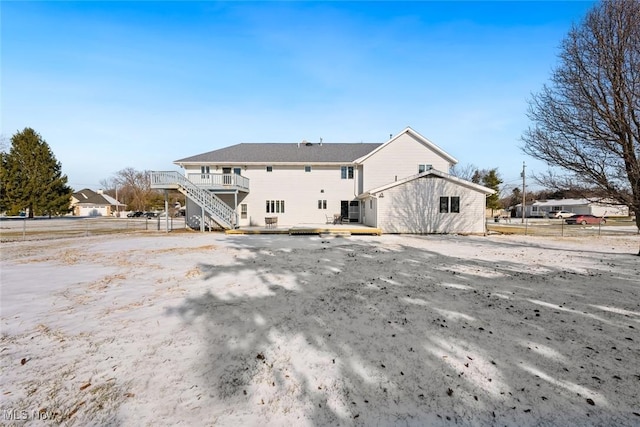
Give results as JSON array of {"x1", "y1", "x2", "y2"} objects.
[{"x1": 319, "y1": 137, "x2": 323, "y2": 146}]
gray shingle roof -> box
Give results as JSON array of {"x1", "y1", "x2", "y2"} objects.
[
  {"x1": 175, "y1": 143, "x2": 382, "y2": 164},
  {"x1": 72, "y1": 189, "x2": 112, "y2": 205}
]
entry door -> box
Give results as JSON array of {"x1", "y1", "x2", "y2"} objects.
[
  {"x1": 222, "y1": 167, "x2": 232, "y2": 185},
  {"x1": 349, "y1": 201, "x2": 360, "y2": 222},
  {"x1": 340, "y1": 201, "x2": 349, "y2": 219}
]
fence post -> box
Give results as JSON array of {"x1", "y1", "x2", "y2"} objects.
[{"x1": 23, "y1": 218, "x2": 26, "y2": 241}]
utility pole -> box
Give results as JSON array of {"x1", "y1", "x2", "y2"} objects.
[{"x1": 521, "y1": 162, "x2": 526, "y2": 223}]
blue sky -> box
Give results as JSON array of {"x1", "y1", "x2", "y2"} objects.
[{"x1": 1, "y1": 1, "x2": 595, "y2": 193}]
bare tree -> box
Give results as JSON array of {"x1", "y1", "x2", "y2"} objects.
[
  {"x1": 449, "y1": 163, "x2": 479, "y2": 182},
  {"x1": 522, "y1": 0, "x2": 640, "y2": 253},
  {"x1": 111, "y1": 167, "x2": 154, "y2": 211}
]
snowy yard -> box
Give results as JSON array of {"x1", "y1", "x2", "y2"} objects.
[{"x1": 1, "y1": 232, "x2": 639, "y2": 426}]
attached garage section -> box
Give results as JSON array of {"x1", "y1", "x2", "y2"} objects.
[{"x1": 359, "y1": 171, "x2": 493, "y2": 234}]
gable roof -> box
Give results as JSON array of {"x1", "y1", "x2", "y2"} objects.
[
  {"x1": 175, "y1": 142, "x2": 381, "y2": 165},
  {"x1": 353, "y1": 126, "x2": 458, "y2": 165},
  {"x1": 72, "y1": 189, "x2": 123, "y2": 206},
  {"x1": 359, "y1": 169, "x2": 495, "y2": 198}
]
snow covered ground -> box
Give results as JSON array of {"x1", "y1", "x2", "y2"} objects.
[{"x1": 1, "y1": 232, "x2": 639, "y2": 426}]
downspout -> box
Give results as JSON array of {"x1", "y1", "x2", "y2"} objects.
[{"x1": 353, "y1": 164, "x2": 359, "y2": 222}]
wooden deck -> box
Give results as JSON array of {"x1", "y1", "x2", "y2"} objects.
[{"x1": 225, "y1": 223, "x2": 381, "y2": 236}]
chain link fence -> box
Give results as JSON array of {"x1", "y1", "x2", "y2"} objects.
[
  {"x1": 486, "y1": 217, "x2": 638, "y2": 237},
  {"x1": 0, "y1": 217, "x2": 187, "y2": 242}
]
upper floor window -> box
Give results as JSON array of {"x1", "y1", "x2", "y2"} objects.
[
  {"x1": 266, "y1": 166, "x2": 273, "y2": 172},
  {"x1": 201, "y1": 166, "x2": 210, "y2": 179},
  {"x1": 305, "y1": 165, "x2": 312, "y2": 173},
  {"x1": 341, "y1": 166, "x2": 354, "y2": 179},
  {"x1": 418, "y1": 164, "x2": 432, "y2": 173}
]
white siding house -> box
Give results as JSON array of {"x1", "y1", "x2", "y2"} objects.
[
  {"x1": 152, "y1": 127, "x2": 494, "y2": 234},
  {"x1": 359, "y1": 170, "x2": 492, "y2": 234}
]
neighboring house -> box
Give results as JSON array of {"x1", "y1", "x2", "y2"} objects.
[
  {"x1": 71, "y1": 189, "x2": 125, "y2": 217},
  {"x1": 151, "y1": 127, "x2": 495, "y2": 234},
  {"x1": 513, "y1": 198, "x2": 629, "y2": 218}
]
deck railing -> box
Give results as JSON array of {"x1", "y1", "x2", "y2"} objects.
[
  {"x1": 186, "y1": 173, "x2": 250, "y2": 192},
  {"x1": 150, "y1": 171, "x2": 236, "y2": 229}
]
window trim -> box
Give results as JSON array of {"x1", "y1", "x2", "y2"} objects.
[
  {"x1": 341, "y1": 166, "x2": 354, "y2": 179},
  {"x1": 266, "y1": 200, "x2": 285, "y2": 213},
  {"x1": 439, "y1": 196, "x2": 460, "y2": 214}
]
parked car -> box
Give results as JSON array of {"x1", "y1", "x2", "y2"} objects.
[
  {"x1": 565, "y1": 214, "x2": 606, "y2": 225},
  {"x1": 143, "y1": 211, "x2": 158, "y2": 218},
  {"x1": 549, "y1": 210, "x2": 574, "y2": 219},
  {"x1": 127, "y1": 211, "x2": 144, "y2": 218}
]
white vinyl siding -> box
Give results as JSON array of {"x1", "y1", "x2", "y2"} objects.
[
  {"x1": 375, "y1": 177, "x2": 486, "y2": 234},
  {"x1": 361, "y1": 132, "x2": 452, "y2": 191},
  {"x1": 181, "y1": 164, "x2": 358, "y2": 226}
]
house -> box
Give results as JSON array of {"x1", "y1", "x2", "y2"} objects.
[
  {"x1": 70, "y1": 189, "x2": 125, "y2": 217},
  {"x1": 513, "y1": 198, "x2": 629, "y2": 218},
  {"x1": 151, "y1": 127, "x2": 495, "y2": 234}
]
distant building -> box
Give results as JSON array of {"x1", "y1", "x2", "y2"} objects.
[
  {"x1": 512, "y1": 198, "x2": 629, "y2": 218},
  {"x1": 70, "y1": 189, "x2": 125, "y2": 217}
]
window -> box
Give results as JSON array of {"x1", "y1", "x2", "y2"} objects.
[
  {"x1": 341, "y1": 166, "x2": 354, "y2": 179},
  {"x1": 418, "y1": 164, "x2": 432, "y2": 173},
  {"x1": 233, "y1": 167, "x2": 242, "y2": 175},
  {"x1": 370, "y1": 199, "x2": 373, "y2": 209},
  {"x1": 266, "y1": 200, "x2": 285, "y2": 213},
  {"x1": 440, "y1": 196, "x2": 460, "y2": 214},
  {"x1": 240, "y1": 204, "x2": 247, "y2": 219},
  {"x1": 318, "y1": 200, "x2": 327, "y2": 209},
  {"x1": 439, "y1": 197, "x2": 449, "y2": 213},
  {"x1": 266, "y1": 166, "x2": 273, "y2": 172},
  {"x1": 451, "y1": 196, "x2": 460, "y2": 213},
  {"x1": 305, "y1": 165, "x2": 312, "y2": 173},
  {"x1": 201, "y1": 166, "x2": 210, "y2": 179}
]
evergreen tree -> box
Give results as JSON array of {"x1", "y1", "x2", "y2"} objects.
[
  {"x1": 0, "y1": 128, "x2": 72, "y2": 217},
  {"x1": 482, "y1": 169, "x2": 503, "y2": 215}
]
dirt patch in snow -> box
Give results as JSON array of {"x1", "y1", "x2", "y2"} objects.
[{"x1": 1, "y1": 233, "x2": 639, "y2": 426}]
